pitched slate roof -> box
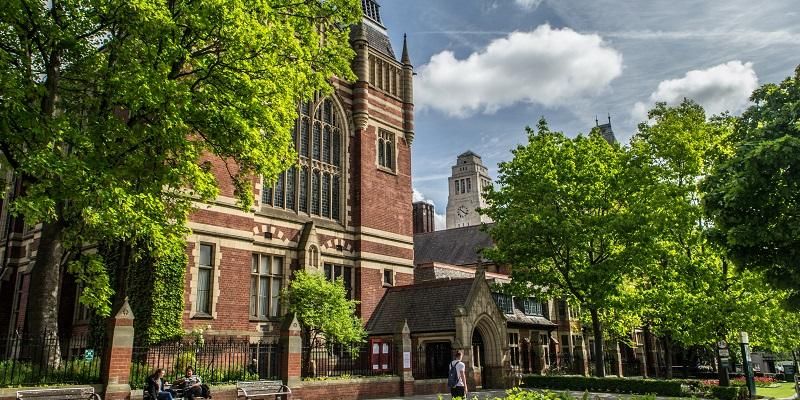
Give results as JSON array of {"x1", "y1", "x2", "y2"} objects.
[
  {"x1": 414, "y1": 225, "x2": 494, "y2": 266},
  {"x1": 366, "y1": 278, "x2": 475, "y2": 335}
]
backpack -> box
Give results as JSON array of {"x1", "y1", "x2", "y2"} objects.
[{"x1": 447, "y1": 360, "x2": 461, "y2": 388}]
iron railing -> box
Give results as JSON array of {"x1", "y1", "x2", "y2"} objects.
[
  {"x1": 301, "y1": 342, "x2": 396, "y2": 379},
  {"x1": 0, "y1": 332, "x2": 105, "y2": 387},
  {"x1": 412, "y1": 343, "x2": 452, "y2": 379},
  {"x1": 130, "y1": 337, "x2": 281, "y2": 389}
]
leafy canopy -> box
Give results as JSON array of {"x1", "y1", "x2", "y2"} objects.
[
  {"x1": 482, "y1": 119, "x2": 643, "y2": 312},
  {"x1": 704, "y1": 66, "x2": 800, "y2": 308},
  {"x1": 0, "y1": 0, "x2": 361, "y2": 315},
  {"x1": 283, "y1": 270, "x2": 365, "y2": 347}
]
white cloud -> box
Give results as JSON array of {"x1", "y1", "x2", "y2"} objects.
[
  {"x1": 515, "y1": 0, "x2": 543, "y2": 10},
  {"x1": 632, "y1": 61, "x2": 759, "y2": 121},
  {"x1": 412, "y1": 188, "x2": 447, "y2": 231},
  {"x1": 416, "y1": 24, "x2": 623, "y2": 117}
]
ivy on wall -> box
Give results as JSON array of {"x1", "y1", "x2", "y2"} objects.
[
  {"x1": 127, "y1": 247, "x2": 186, "y2": 345},
  {"x1": 94, "y1": 242, "x2": 186, "y2": 346}
]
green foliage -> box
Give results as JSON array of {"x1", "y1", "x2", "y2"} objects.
[
  {"x1": 124, "y1": 243, "x2": 186, "y2": 345},
  {"x1": 521, "y1": 375, "x2": 685, "y2": 397},
  {"x1": 283, "y1": 270, "x2": 366, "y2": 347},
  {"x1": 67, "y1": 254, "x2": 114, "y2": 318},
  {"x1": 0, "y1": 359, "x2": 102, "y2": 387},
  {"x1": 709, "y1": 385, "x2": 748, "y2": 400},
  {"x1": 704, "y1": 66, "x2": 800, "y2": 309},
  {"x1": 624, "y1": 99, "x2": 800, "y2": 353},
  {"x1": 482, "y1": 118, "x2": 648, "y2": 374},
  {"x1": 0, "y1": 0, "x2": 362, "y2": 323}
]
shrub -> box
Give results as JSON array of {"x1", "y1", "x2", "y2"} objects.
[{"x1": 710, "y1": 385, "x2": 747, "y2": 400}]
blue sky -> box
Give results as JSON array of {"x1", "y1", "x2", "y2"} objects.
[{"x1": 377, "y1": 0, "x2": 800, "y2": 229}]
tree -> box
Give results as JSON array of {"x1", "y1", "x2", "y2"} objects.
[
  {"x1": 704, "y1": 66, "x2": 800, "y2": 308},
  {"x1": 0, "y1": 0, "x2": 361, "y2": 362},
  {"x1": 282, "y1": 270, "x2": 365, "y2": 377},
  {"x1": 482, "y1": 119, "x2": 646, "y2": 377},
  {"x1": 629, "y1": 100, "x2": 800, "y2": 384}
]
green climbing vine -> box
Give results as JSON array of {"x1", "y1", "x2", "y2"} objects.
[
  {"x1": 127, "y1": 247, "x2": 186, "y2": 346},
  {"x1": 92, "y1": 241, "x2": 186, "y2": 346}
]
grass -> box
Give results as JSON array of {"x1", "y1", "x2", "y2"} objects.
[{"x1": 757, "y1": 382, "x2": 797, "y2": 399}]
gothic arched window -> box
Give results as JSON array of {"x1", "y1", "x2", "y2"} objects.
[
  {"x1": 263, "y1": 97, "x2": 344, "y2": 222},
  {"x1": 377, "y1": 130, "x2": 395, "y2": 171}
]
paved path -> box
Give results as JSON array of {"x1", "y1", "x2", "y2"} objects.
[
  {"x1": 372, "y1": 389, "x2": 507, "y2": 399},
  {"x1": 373, "y1": 389, "x2": 699, "y2": 399}
]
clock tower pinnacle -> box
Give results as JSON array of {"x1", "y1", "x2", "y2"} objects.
[{"x1": 445, "y1": 151, "x2": 493, "y2": 229}]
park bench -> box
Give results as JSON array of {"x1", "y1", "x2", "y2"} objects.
[
  {"x1": 16, "y1": 387, "x2": 101, "y2": 400},
  {"x1": 237, "y1": 380, "x2": 292, "y2": 399}
]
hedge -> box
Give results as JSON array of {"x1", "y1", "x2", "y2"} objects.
[
  {"x1": 521, "y1": 376, "x2": 684, "y2": 397},
  {"x1": 709, "y1": 385, "x2": 747, "y2": 400}
]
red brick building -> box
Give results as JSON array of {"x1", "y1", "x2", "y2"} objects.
[{"x1": 0, "y1": 0, "x2": 415, "y2": 343}]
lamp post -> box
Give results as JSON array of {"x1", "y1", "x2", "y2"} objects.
[{"x1": 740, "y1": 332, "x2": 756, "y2": 399}]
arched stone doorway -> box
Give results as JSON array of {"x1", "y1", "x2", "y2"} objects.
[
  {"x1": 465, "y1": 316, "x2": 505, "y2": 389},
  {"x1": 472, "y1": 329, "x2": 486, "y2": 387}
]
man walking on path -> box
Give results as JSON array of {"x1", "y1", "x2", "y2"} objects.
[{"x1": 448, "y1": 350, "x2": 468, "y2": 399}]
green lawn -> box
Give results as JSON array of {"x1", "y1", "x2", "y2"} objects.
[{"x1": 757, "y1": 382, "x2": 797, "y2": 399}]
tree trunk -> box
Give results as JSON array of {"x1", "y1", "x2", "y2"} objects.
[
  {"x1": 25, "y1": 219, "x2": 66, "y2": 369},
  {"x1": 643, "y1": 325, "x2": 656, "y2": 377},
  {"x1": 589, "y1": 307, "x2": 605, "y2": 377},
  {"x1": 664, "y1": 334, "x2": 673, "y2": 379},
  {"x1": 682, "y1": 347, "x2": 690, "y2": 378}
]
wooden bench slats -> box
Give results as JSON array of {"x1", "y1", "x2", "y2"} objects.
[
  {"x1": 237, "y1": 380, "x2": 291, "y2": 399},
  {"x1": 17, "y1": 387, "x2": 99, "y2": 400}
]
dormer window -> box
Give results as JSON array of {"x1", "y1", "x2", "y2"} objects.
[{"x1": 492, "y1": 293, "x2": 513, "y2": 314}]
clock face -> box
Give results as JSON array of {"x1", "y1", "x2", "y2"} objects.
[{"x1": 457, "y1": 206, "x2": 469, "y2": 218}]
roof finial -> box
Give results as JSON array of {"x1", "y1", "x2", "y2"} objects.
[
  {"x1": 401, "y1": 33, "x2": 411, "y2": 65},
  {"x1": 595, "y1": 115, "x2": 599, "y2": 126},
  {"x1": 608, "y1": 113, "x2": 612, "y2": 125}
]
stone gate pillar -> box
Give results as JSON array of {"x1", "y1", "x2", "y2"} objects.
[
  {"x1": 281, "y1": 315, "x2": 302, "y2": 388},
  {"x1": 101, "y1": 297, "x2": 134, "y2": 400},
  {"x1": 394, "y1": 320, "x2": 414, "y2": 396}
]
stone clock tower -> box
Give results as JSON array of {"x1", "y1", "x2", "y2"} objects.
[{"x1": 446, "y1": 151, "x2": 493, "y2": 229}]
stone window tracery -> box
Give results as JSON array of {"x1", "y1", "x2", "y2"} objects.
[
  {"x1": 263, "y1": 97, "x2": 344, "y2": 222},
  {"x1": 377, "y1": 130, "x2": 395, "y2": 171}
]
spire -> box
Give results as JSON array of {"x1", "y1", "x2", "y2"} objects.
[{"x1": 401, "y1": 33, "x2": 411, "y2": 65}]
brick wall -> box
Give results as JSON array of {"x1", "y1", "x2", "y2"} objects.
[
  {"x1": 292, "y1": 377, "x2": 403, "y2": 400},
  {"x1": 357, "y1": 268, "x2": 382, "y2": 321},
  {"x1": 395, "y1": 272, "x2": 413, "y2": 287},
  {"x1": 353, "y1": 123, "x2": 413, "y2": 238},
  {"x1": 413, "y1": 379, "x2": 449, "y2": 396},
  {"x1": 183, "y1": 244, "x2": 263, "y2": 333}
]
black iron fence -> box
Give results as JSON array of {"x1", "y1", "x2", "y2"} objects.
[
  {"x1": 0, "y1": 332, "x2": 105, "y2": 387},
  {"x1": 412, "y1": 342, "x2": 452, "y2": 379},
  {"x1": 301, "y1": 342, "x2": 396, "y2": 379},
  {"x1": 130, "y1": 337, "x2": 281, "y2": 389}
]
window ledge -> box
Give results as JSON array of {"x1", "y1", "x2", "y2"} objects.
[
  {"x1": 382, "y1": 283, "x2": 394, "y2": 288},
  {"x1": 191, "y1": 313, "x2": 214, "y2": 320},
  {"x1": 249, "y1": 317, "x2": 281, "y2": 323},
  {"x1": 377, "y1": 166, "x2": 397, "y2": 176}
]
